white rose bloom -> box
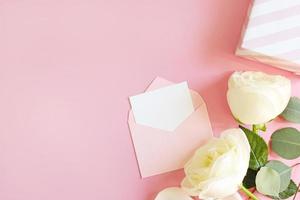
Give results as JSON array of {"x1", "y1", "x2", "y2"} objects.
[
  {"x1": 181, "y1": 128, "x2": 250, "y2": 200},
  {"x1": 154, "y1": 187, "x2": 242, "y2": 200},
  {"x1": 154, "y1": 187, "x2": 192, "y2": 200},
  {"x1": 227, "y1": 71, "x2": 291, "y2": 125}
]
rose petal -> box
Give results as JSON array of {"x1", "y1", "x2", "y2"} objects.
[
  {"x1": 218, "y1": 193, "x2": 242, "y2": 200},
  {"x1": 155, "y1": 187, "x2": 193, "y2": 200},
  {"x1": 198, "y1": 175, "x2": 239, "y2": 199}
]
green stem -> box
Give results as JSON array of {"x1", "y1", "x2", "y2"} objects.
[
  {"x1": 291, "y1": 163, "x2": 300, "y2": 168},
  {"x1": 240, "y1": 185, "x2": 260, "y2": 200},
  {"x1": 293, "y1": 183, "x2": 300, "y2": 200},
  {"x1": 252, "y1": 125, "x2": 259, "y2": 134},
  {"x1": 252, "y1": 124, "x2": 267, "y2": 134}
]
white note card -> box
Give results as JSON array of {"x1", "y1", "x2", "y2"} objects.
[{"x1": 129, "y1": 82, "x2": 194, "y2": 131}]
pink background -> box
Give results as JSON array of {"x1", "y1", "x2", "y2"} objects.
[{"x1": 0, "y1": 0, "x2": 299, "y2": 199}]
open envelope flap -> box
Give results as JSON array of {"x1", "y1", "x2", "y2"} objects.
[{"x1": 128, "y1": 77, "x2": 213, "y2": 178}]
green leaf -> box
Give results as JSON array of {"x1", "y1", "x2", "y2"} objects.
[
  {"x1": 271, "y1": 127, "x2": 300, "y2": 159},
  {"x1": 240, "y1": 126, "x2": 268, "y2": 170},
  {"x1": 269, "y1": 180, "x2": 298, "y2": 199},
  {"x1": 281, "y1": 97, "x2": 300, "y2": 123},
  {"x1": 266, "y1": 161, "x2": 292, "y2": 192},
  {"x1": 256, "y1": 167, "x2": 281, "y2": 197},
  {"x1": 243, "y1": 168, "x2": 258, "y2": 189},
  {"x1": 278, "y1": 180, "x2": 298, "y2": 199},
  {"x1": 256, "y1": 161, "x2": 292, "y2": 197}
]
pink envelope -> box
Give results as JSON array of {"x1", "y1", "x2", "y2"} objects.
[{"x1": 128, "y1": 77, "x2": 213, "y2": 178}]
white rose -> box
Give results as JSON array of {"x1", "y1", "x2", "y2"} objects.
[
  {"x1": 181, "y1": 128, "x2": 250, "y2": 200},
  {"x1": 227, "y1": 71, "x2": 291, "y2": 125},
  {"x1": 154, "y1": 187, "x2": 192, "y2": 200},
  {"x1": 154, "y1": 187, "x2": 242, "y2": 200}
]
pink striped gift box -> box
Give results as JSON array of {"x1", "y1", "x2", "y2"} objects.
[{"x1": 237, "y1": 0, "x2": 300, "y2": 74}]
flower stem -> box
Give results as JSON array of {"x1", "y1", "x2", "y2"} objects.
[
  {"x1": 240, "y1": 185, "x2": 260, "y2": 200},
  {"x1": 252, "y1": 124, "x2": 266, "y2": 134},
  {"x1": 252, "y1": 125, "x2": 259, "y2": 134}
]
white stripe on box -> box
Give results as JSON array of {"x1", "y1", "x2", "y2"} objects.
[
  {"x1": 289, "y1": 59, "x2": 300, "y2": 65},
  {"x1": 251, "y1": 0, "x2": 300, "y2": 18},
  {"x1": 244, "y1": 15, "x2": 300, "y2": 40},
  {"x1": 255, "y1": 0, "x2": 274, "y2": 5},
  {"x1": 253, "y1": 37, "x2": 300, "y2": 56},
  {"x1": 278, "y1": 50, "x2": 300, "y2": 63},
  {"x1": 293, "y1": 59, "x2": 300, "y2": 64},
  {"x1": 243, "y1": 26, "x2": 300, "y2": 48}
]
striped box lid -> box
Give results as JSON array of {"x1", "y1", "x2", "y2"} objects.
[{"x1": 237, "y1": 0, "x2": 300, "y2": 73}]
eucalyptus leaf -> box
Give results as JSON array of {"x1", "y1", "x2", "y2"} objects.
[
  {"x1": 265, "y1": 161, "x2": 291, "y2": 192},
  {"x1": 256, "y1": 161, "x2": 292, "y2": 197},
  {"x1": 278, "y1": 180, "x2": 298, "y2": 199},
  {"x1": 281, "y1": 97, "x2": 300, "y2": 123},
  {"x1": 256, "y1": 166, "x2": 281, "y2": 197},
  {"x1": 240, "y1": 126, "x2": 268, "y2": 170},
  {"x1": 269, "y1": 180, "x2": 298, "y2": 199},
  {"x1": 271, "y1": 128, "x2": 300, "y2": 159},
  {"x1": 243, "y1": 168, "x2": 258, "y2": 189}
]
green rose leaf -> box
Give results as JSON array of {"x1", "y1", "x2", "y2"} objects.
[
  {"x1": 243, "y1": 168, "x2": 258, "y2": 189},
  {"x1": 256, "y1": 161, "x2": 292, "y2": 197},
  {"x1": 271, "y1": 127, "x2": 300, "y2": 159},
  {"x1": 281, "y1": 97, "x2": 300, "y2": 123},
  {"x1": 240, "y1": 126, "x2": 268, "y2": 170}
]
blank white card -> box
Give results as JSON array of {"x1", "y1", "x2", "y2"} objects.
[{"x1": 129, "y1": 82, "x2": 194, "y2": 131}]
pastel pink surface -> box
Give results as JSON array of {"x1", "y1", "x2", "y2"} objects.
[
  {"x1": 0, "y1": 0, "x2": 299, "y2": 200},
  {"x1": 128, "y1": 77, "x2": 212, "y2": 178}
]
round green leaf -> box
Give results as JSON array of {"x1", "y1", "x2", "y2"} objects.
[
  {"x1": 240, "y1": 126, "x2": 268, "y2": 170},
  {"x1": 256, "y1": 167, "x2": 281, "y2": 197},
  {"x1": 279, "y1": 180, "x2": 298, "y2": 199},
  {"x1": 281, "y1": 97, "x2": 300, "y2": 123},
  {"x1": 269, "y1": 180, "x2": 298, "y2": 199},
  {"x1": 271, "y1": 128, "x2": 300, "y2": 159},
  {"x1": 265, "y1": 161, "x2": 291, "y2": 192}
]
